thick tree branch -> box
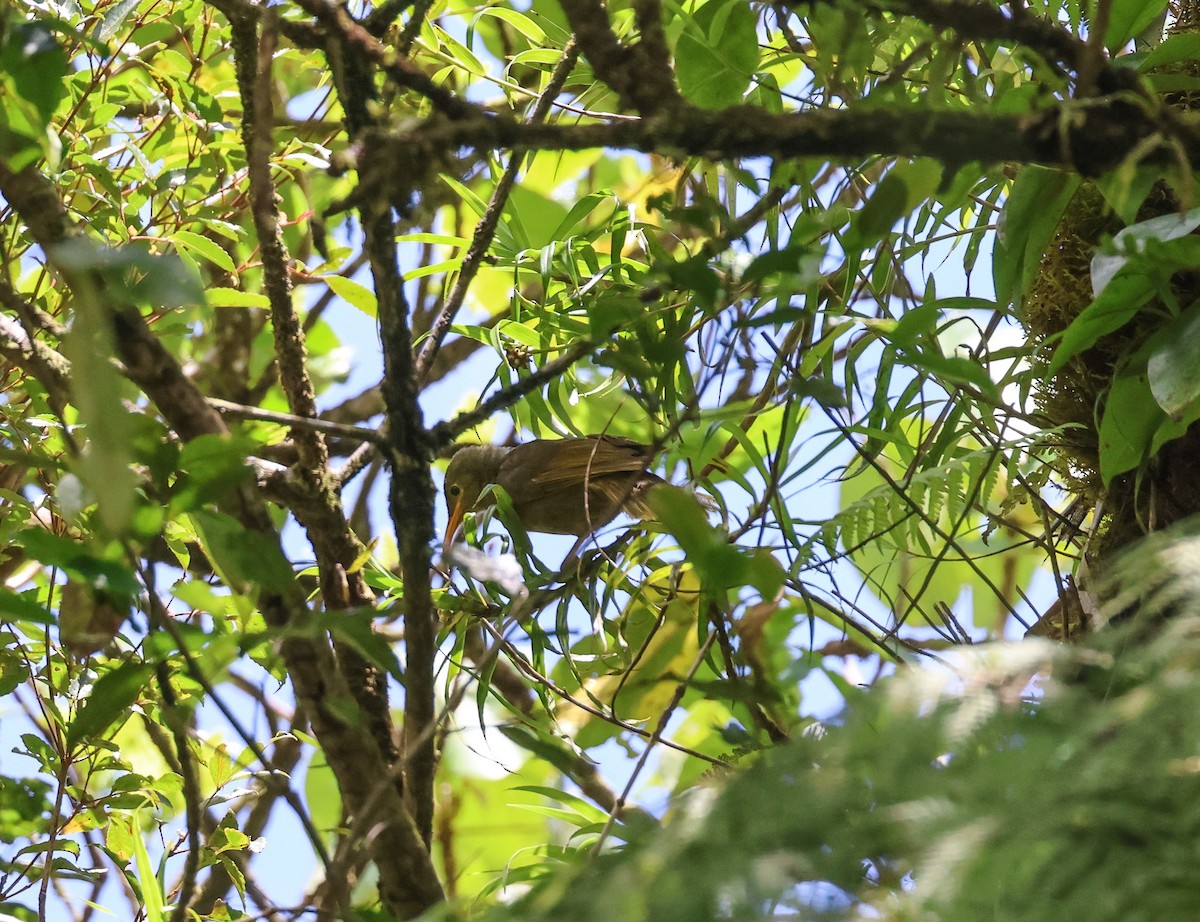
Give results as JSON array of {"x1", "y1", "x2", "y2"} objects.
[
  {"x1": 221, "y1": 11, "x2": 445, "y2": 916},
  {"x1": 363, "y1": 98, "x2": 1184, "y2": 177},
  {"x1": 364, "y1": 208, "x2": 442, "y2": 857},
  {"x1": 393, "y1": 0, "x2": 436, "y2": 53},
  {"x1": 630, "y1": 0, "x2": 678, "y2": 102},
  {"x1": 0, "y1": 274, "x2": 66, "y2": 339},
  {"x1": 308, "y1": 0, "x2": 443, "y2": 867},
  {"x1": 228, "y1": 11, "x2": 405, "y2": 800},
  {"x1": 558, "y1": 0, "x2": 682, "y2": 114},
  {"x1": 203, "y1": 0, "x2": 324, "y2": 48},
  {"x1": 233, "y1": 12, "x2": 322, "y2": 463},
  {"x1": 0, "y1": 313, "x2": 72, "y2": 416},
  {"x1": 0, "y1": 159, "x2": 231, "y2": 444},
  {"x1": 291, "y1": 0, "x2": 479, "y2": 120}
]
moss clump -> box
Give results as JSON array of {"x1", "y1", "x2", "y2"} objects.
[
  {"x1": 1023, "y1": 182, "x2": 1123, "y2": 501},
  {"x1": 1022, "y1": 181, "x2": 1200, "y2": 556}
]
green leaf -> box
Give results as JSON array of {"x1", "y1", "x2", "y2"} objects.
[
  {"x1": 304, "y1": 749, "x2": 343, "y2": 835},
  {"x1": 1098, "y1": 366, "x2": 1163, "y2": 485},
  {"x1": 664, "y1": 254, "x2": 719, "y2": 310},
  {"x1": 61, "y1": 269, "x2": 136, "y2": 536},
  {"x1": 505, "y1": 185, "x2": 569, "y2": 250},
  {"x1": 441, "y1": 174, "x2": 489, "y2": 219},
  {"x1": 923, "y1": 297, "x2": 999, "y2": 313},
  {"x1": 1147, "y1": 304, "x2": 1200, "y2": 419},
  {"x1": 326, "y1": 275, "x2": 378, "y2": 318},
  {"x1": 871, "y1": 305, "x2": 999, "y2": 398},
  {"x1": 512, "y1": 786, "x2": 610, "y2": 826},
  {"x1": 1138, "y1": 32, "x2": 1200, "y2": 71},
  {"x1": 993, "y1": 168, "x2": 1080, "y2": 307},
  {"x1": 66, "y1": 663, "x2": 154, "y2": 750},
  {"x1": 848, "y1": 170, "x2": 909, "y2": 250},
  {"x1": 93, "y1": 0, "x2": 142, "y2": 41},
  {"x1": 674, "y1": 0, "x2": 760, "y2": 109},
  {"x1": 190, "y1": 511, "x2": 297, "y2": 594},
  {"x1": 741, "y1": 243, "x2": 822, "y2": 286},
  {"x1": 1105, "y1": 0, "x2": 1168, "y2": 51},
  {"x1": 587, "y1": 294, "x2": 640, "y2": 339},
  {"x1": 403, "y1": 257, "x2": 465, "y2": 282},
  {"x1": 14, "y1": 530, "x2": 139, "y2": 596},
  {"x1": 0, "y1": 778, "x2": 53, "y2": 847},
  {"x1": 394, "y1": 233, "x2": 470, "y2": 247},
  {"x1": 130, "y1": 807, "x2": 166, "y2": 922},
  {"x1": 903, "y1": 350, "x2": 1000, "y2": 398},
  {"x1": 1050, "y1": 210, "x2": 1200, "y2": 374},
  {"x1": 850, "y1": 160, "x2": 943, "y2": 252},
  {"x1": 648, "y1": 486, "x2": 753, "y2": 590},
  {"x1": 550, "y1": 191, "x2": 614, "y2": 241},
  {"x1": 0, "y1": 589, "x2": 54, "y2": 626},
  {"x1": 1095, "y1": 165, "x2": 1162, "y2": 224},
  {"x1": 1090, "y1": 207, "x2": 1200, "y2": 294},
  {"x1": 51, "y1": 239, "x2": 204, "y2": 308},
  {"x1": 1047, "y1": 269, "x2": 1154, "y2": 375},
  {"x1": 170, "y1": 230, "x2": 236, "y2": 272},
  {"x1": 0, "y1": 22, "x2": 68, "y2": 133},
  {"x1": 476, "y1": 7, "x2": 547, "y2": 44},
  {"x1": 315, "y1": 610, "x2": 404, "y2": 684},
  {"x1": 745, "y1": 549, "x2": 785, "y2": 599},
  {"x1": 497, "y1": 723, "x2": 592, "y2": 776},
  {"x1": 790, "y1": 375, "x2": 847, "y2": 409},
  {"x1": 169, "y1": 435, "x2": 255, "y2": 515},
  {"x1": 207, "y1": 288, "x2": 270, "y2": 308},
  {"x1": 888, "y1": 302, "x2": 939, "y2": 347}
]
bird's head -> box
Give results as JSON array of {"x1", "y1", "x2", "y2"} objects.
[{"x1": 442, "y1": 444, "x2": 509, "y2": 556}]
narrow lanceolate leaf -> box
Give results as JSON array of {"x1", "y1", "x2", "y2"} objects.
[
  {"x1": 66, "y1": 662, "x2": 153, "y2": 751},
  {"x1": 58, "y1": 252, "x2": 136, "y2": 537}
]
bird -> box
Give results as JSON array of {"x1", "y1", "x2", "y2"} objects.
[{"x1": 441, "y1": 435, "x2": 672, "y2": 555}]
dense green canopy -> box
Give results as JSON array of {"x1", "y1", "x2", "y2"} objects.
[{"x1": 0, "y1": 0, "x2": 1197, "y2": 919}]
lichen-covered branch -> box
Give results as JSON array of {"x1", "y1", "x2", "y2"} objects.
[{"x1": 361, "y1": 98, "x2": 1184, "y2": 178}]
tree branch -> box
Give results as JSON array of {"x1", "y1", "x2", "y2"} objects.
[
  {"x1": 558, "y1": 0, "x2": 681, "y2": 114},
  {"x1": 309, "y1": 0, "x2": 444, "y2": 864},
  {"x1": 233, "y1": 10, "x2": 323, "y2": 464},
  {"x1": 225, "y1": 13, "x2": 431, "y2": 912},
  {"x1": 362, "y1": 98, "x2": 1181, "y2": 177},
  {"x1": 428, "y1": 340, "x2": 595, "y2": 449},
  {"x1": 290, "y1": 0, "x2": 480, "y2": 120},
  {"x1": 856, "y1": 0, "x2": 1093, "y2": 69},
  {"x1": 0, "y1": 157, "x2": 444, "y2": 922},
  {"x1": 0, "y1": 313, "x2": 72, "y2": 417},
  {"x1": 414, "y1": 39, "x2": 582, "y2": 385}
]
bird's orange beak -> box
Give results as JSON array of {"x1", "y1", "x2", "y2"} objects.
[{"x1": 443, "y1": 498, "x2": 467, "y2": 560}]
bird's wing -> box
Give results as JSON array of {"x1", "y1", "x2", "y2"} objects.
[{"x1": 515, "y1": 437, "x2": 653, "y2": 489}]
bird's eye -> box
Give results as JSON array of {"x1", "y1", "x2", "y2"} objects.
[{"x1": 448, "y1": 484, "x2": 461, "y2": 497}]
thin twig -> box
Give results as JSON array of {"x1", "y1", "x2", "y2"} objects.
[
  {"x1": 414, "y1": 39, "x2": 580, "y2": 385},
  {"x1": 209, "y1": 397, "x2": 389, "y2": 446},
  {"x1": 592, "y1": 630, "x2": 719, "y2": 853},
  {"x1": 429, "y1": 340, "x2": 594, "y2": 448}
]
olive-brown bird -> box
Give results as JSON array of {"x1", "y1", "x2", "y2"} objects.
[{"x1": 442, "y1": 435, "x2": 667, "y2": 554}]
